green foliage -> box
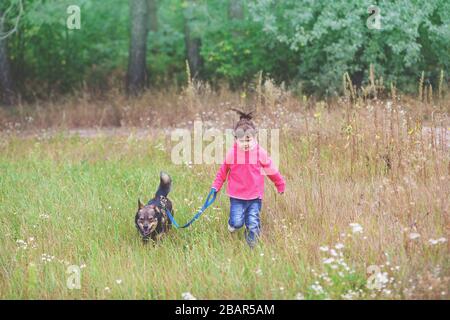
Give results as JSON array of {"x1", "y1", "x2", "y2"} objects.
[
  {"x1": 3, "y1": 0, "x2": 450, "y2": 97},
  {"x1": 7, "y1": 0, "x2": 129, "y2": 97},
  {"x1": 248, "y1": 0, "x2": 450, "y2": 94},
  {"x1": 147, "y1": 0, "x2": 186, "y2": 86}
]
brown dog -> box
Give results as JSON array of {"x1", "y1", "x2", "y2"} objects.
[{"x1": 135, "y1": 172, "x2": 173, "y2": 242}]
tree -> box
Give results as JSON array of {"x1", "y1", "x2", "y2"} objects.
[
  {"x1": 228, "y1": 0, "x2": 243, "y2": 21},
  {"x1": 127, "y1": 0, "x2": 157, "y2": 96},
  {"x1": 0, "y1": 1, "x2": 22, "y2": 106},
  {"x1": 247, "y1": 0, "x2": 450, "y2": 95},
  {"x1": 183, "y1": 0, "x2": 203, "y2": 79},
  {"x1": 147, "y1": 0, "x2": 158, "y2": 32},
  {"x1": 0, "y1": 11, "x2": 15, "y2": 106}
]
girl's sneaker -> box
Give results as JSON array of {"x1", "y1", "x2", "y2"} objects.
[{"x1": 228, "y1": 224, "x2": 236, "y2": 232}]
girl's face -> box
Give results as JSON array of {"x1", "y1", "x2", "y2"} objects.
[{"x1": 236, "y1": 135, "x2": 256, "y2": 151}]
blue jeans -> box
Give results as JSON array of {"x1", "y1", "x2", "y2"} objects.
[{"x1": 229, "y1": 197, "x2": 262, "y2": 247}]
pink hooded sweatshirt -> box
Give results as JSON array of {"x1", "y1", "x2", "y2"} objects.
[{"x1": 211, "y1": 143, "x2": 286, "y2": 200}]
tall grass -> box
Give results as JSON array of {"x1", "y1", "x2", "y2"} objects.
[{"x1": 0, "y1": 70, "x2": 448, "y2": 299}]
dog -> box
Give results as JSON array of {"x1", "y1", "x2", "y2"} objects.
[{"x1": 135, "y1": 171, "x2": 173, "y2": 242}]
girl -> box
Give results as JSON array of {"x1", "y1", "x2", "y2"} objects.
[{"x1": 211, "y1": 109, "x2": 286, "y2": 248}]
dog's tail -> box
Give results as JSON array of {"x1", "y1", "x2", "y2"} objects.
[{"x1": 155, "y1": 171, "x2": 172, "y2": 198}]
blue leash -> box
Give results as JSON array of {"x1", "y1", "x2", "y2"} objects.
[{"x1": 165, "y1": 189, "x2": 217, "y2": 228}]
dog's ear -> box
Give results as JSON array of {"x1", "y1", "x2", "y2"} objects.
[{"x1": 138, "y1": 199, "x2": 144, "y2": 210}]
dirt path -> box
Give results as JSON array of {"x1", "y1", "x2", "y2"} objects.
[{"x1": 1, "y1": 125, "x2": 449, "y2": 148}]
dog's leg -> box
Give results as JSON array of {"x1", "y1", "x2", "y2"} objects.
[{"x1": 155, "y1": 233, "x2": 164, "y2": 242}]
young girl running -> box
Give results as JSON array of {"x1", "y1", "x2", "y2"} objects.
[{"x1": 211, "y1": 109, "x2": 286, "y2": 248}]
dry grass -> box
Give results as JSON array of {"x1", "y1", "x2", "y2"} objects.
[{"x1": 0, "y1": 71, "x2": 449, "y2": 299}]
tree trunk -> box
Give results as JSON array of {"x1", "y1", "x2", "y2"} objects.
[
  {"x1": 147, "y1": 0, "x2": 157, "y2": 33},
  {"x1": 184, "y1": 0, "x2": 203, "y2": 79},
  {"x1": 126, "y1": 0, "x2": 150, "y2": 96},
  {"x1": 0, "y1": 10, "x2": 15, "y2": 107},
  {"x1": 228, "y1": 0, "x2": 244, "y2": 37},
  {"x1": 228, "y1": 0, "x2": 244, "y2": 20}
]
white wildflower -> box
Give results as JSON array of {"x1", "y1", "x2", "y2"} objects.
[
  {"x1": 335, "y1": 243, "x2": 345, "y2": 250},
  {"x1": 375, "y1": 272, "x2": 389, "y2": 287},
  {"x1": 311, "y1": 283, "x2": 324, "y2": 295},
  {"x1": 349, "y1": 223, "x2": 363, "y2": 234},
  {"x1": 182, "y1": 292, "x2": 197, "y2": 300},
  {"x1": 409, "y1": 233, "x2": 420, "y2": 240},
  {"x1": 295, "y1": 293, "x2": 305, "y2": 300},
  {"x1": 41, "y1": 253, "x2": 55, "y2": 263},
  {"x1": 382, "y1": 289, "x2": 392, "y2": 295},
  {"x1": 428, "y1": 237, "x2": 447, "y2": 245},
  {"x1": 16, "y1": 239, "x2": 28, "y2": 249},
  {"x1": 319, "y1": 246, "x2": 329, "y2": 252},
  {"x1": 341, "y1": 293, "x2": 352, "y2": 300}
]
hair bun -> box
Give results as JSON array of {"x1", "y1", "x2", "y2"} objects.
[{"x1": 230, "y1": 107, "x2": 255, "y2": 120}]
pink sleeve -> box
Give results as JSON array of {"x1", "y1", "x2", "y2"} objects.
[
  {"x1": 259, "y1": 148, "x2": 286, "y2": 193},
  {"x1": 211, "y1": 162, "x2": 229, "y2": 192},
  {"x1": 212, "y1": 146, "x2": 235, "y2": 192}
]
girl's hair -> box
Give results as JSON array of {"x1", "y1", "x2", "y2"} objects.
[{"x1": 231, "y1": 108, "x2": 257, "y2": 138}]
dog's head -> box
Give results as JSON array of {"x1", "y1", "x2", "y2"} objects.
[{"x1": 135, "y1": 199, "x2": 160, "y2": 239}]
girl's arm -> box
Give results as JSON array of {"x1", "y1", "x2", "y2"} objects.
[
  {"x1": 211, "y1": 162, "x2": 230, "y2": 192},
  {"x1": 212, "y1": 145, "x2": 235, "y2": 192},
  {"x1": 259, "y1": 148, "x2": 286, "y2": 194}
]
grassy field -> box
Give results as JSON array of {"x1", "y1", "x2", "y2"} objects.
[
  {"x1": 0, "y1": 74, "x2": 449, "y2": 299},
  {"x1": 0, "y1": 99, "x2": 448, "y2": 299}
]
